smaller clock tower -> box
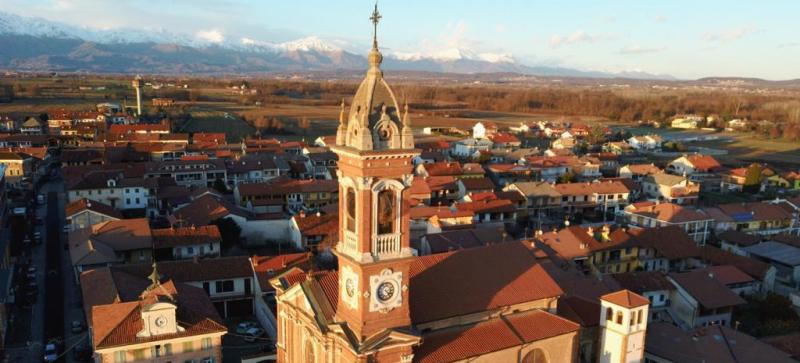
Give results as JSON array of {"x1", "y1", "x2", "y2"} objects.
[
  {"x1": 599, "y1": 290, "x2": 649, "y2": 363},
  {"x1": 331, "y1": 3, "x2": 419, "y2": 344},
  {"x1": 137, "y1": 263, "x2": 185, "y2": 338}
]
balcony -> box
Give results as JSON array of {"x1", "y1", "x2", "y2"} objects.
[{"x1": 372, "y1": 233, "x2": 401, "y2": 257}]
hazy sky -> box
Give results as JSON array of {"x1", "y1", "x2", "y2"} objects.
[{"x1": 2, "y1": 0, "x2": 798, "y2": 80}]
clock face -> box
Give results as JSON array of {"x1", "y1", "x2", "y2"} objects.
[
  {"x1": 376, "y1": 282, "x2": 395, "y2": 302},
  {"x1": 154, "y1": 316, "x2": 167, "y2": 327},
  {"x1": 345, "y1": 278, "x2": 355, "y2": 297}
]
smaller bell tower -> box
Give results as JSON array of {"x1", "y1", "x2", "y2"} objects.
[{"x1": 598, "y1": 290, "x2": 649, "y2": 363}]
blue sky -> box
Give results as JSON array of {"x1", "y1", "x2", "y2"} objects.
[{"x1": 2, "y1": 0, "x2": 798, "y2": 79}]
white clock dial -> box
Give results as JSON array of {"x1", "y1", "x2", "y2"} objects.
[{"x1": 154, "y1": 316, "x2": 167, "y2": 327}]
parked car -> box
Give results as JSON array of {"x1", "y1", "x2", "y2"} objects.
[
  {"x1": 62, "y1": 225, "x2": 71, "y2": 234},
  {"x1": 37, "y1": 194, "x2": 45, "y2": 205},
  {"x1": 244, "y1": 327, "x2": 265, "y2": 343},
  {"x1": 236, "y1": 321, "x2": 259, "y2": 335},
  {"x1": 33, "y1": 231, "x2": 41, "y2": 241},
  {"x1": 71, "y1": 320, "x2": 84, "y2": 333},
  {"x1": 43, "y1": 343, "x2": 58, "y2": 362}
]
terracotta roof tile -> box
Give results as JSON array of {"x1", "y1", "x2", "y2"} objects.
[
  {"x1": 65, "y1": 198, "x2": 123, "y2": 220},
  {"x1": 669, "y1": 270, "x2": 746, "y2": 309},
  {"x1": 601, "y1": 289, "x2": 649, "y2": 308},
  {"x1": 152, "y1": 225, "x2": 221, "y2": 249},
  {"x1": 410, "y1": 241, "x2": 563, "y2": 324},
  {"x1": 612, "y1": 271, "x2": 675, "y2": 294}
]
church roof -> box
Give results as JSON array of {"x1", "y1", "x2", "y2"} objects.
[{"x1": 414, "y1": 309, "x2": 578, "y2": 363}]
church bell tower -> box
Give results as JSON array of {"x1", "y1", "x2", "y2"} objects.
[{"x1": 330, "y1": 4, "x2": 419, "y2": 342}]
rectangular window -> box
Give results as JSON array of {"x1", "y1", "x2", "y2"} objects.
[
  {"x1": 215, "y1": 280, "x2": 235, "y2": 293},
  {"x1": 126, "y1": 198, "x2": 131, "y2": 205},
  {"x1": 244, "y1": 278, "x2": 251, "y2": 295},
  {"x1": 183, "y1": 341, "x2": 194, "y2": 353},
  {"x1": 114, "y1": 351, "x2": 126, "y2": 363},
  {"x1": 203, "y1": 282, "x2": 210, "y2": 294},
  {"x1": 135, "y1": 198, "x2": 140, "y2": 204},
  {"x1": 165, "y1": 343, "x2": 173, "y2": 356},
  {"x1": 133, "y1": 349, "x2": 145, "y2": 360},
  {"x1": 202, "y1": 337, "x2": 212, "y2": 350}
]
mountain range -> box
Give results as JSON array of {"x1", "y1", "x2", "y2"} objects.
[{"x1": 0, "y1": 11, "x2": 675, "y2": 80}]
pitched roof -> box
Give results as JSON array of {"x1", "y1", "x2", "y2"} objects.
[
  {"x1": 703, "y1": 265, "x2": 755, "y2": 286},
  {"x1": 81, "y1": 268, "x2": 226, "y2": 349},
  {"x1": 113, "y1": 256, "x2": 254, "y2": 283},
  {"x1": 669, "y1": 270, "x2": 746, "y2": 309},
  {"x1": 554, "y1": 180, "x2": 629, "y2": 196},
  {"x1": 626, "y1": 226, "x2": 701, "y2": 260},
  {"x1": 410, "y1": 241, "x2": 564, "y2": 324},
  {"x1": 458, "y1": 177, "x2": 495, "y2": 191},
  {"x1": 65, "y1": 198, "x2": 123, "y2": 220},
  {"x1": 422, "y1": 161, "x2": 463, "y2": 176},
  {"x1": 152, "y1": 225, "x2": 222, "y2": 249},
  {"x1": 612, "y1": 271, "x2": 675, "y2": 294},
  {"x1": 252, "y1": 253, "x2": 312, "y2": 292},
  {"x1": 601, "y1": 289, "x2": 649, "y2": 308},
  {"x1": 508, "y1": 181, "x2": 561, "y2": 198},
  {"x1": 622, "y1": 163, "x2": 662, "y2": 175},
  {"x1": 455, "y1": 198, "x2": 515, "y2": 214},
  {"x1": 717, "y1": 230, "x2": 761, "y2": 246},
  {"x1": 698, "y1": 246, "x2": 772, "y2": 280},
  {"x1": 172, "y1": 194, "x2": 252, "y2": 226},
  {"x1": 685, "y1": 154, "x2": 723, "y2": 171},
  {"x1": 414, "y1": 309, "x2": 578, "y2": 363},
  {"x1": 706, "y1": 202, "x2": 794, "y2": 222},
  {"x1": 625, "y1": 202, "x2": 711, "y2": 223},
  {"x1": 423, "y1": 228, "x2": 505, "y2": 254},
  {"x1": 646, "y1": 322, "x2": 795, "y2": 363}
]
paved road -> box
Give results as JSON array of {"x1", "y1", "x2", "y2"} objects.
[{"x1": 4, "y1": 185, "x2": 51, "y2": 362}]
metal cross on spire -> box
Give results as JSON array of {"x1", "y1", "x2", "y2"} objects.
[{"x1": 370, "y1": 2, "x2": 382, "y2": 47}]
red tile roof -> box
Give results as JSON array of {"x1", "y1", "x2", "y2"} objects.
[
  {"x1": 601, "y1": 289, "x2": 649, "y2": 308},
  {"x1": 65, "y1": 198, "x2": 123, "y2": 219},
  {"x1": 410, "y1": 241, "x2": 564, "y2": 324},
  {"x1": 414, "y1": 309, "x2": 578, "y2": 363},
  {"x1": 703, "y1": 265, "x2": 755, "y2": 286},
  {"x1": 152, "y1": 225, "x2": 221, "y2": 249},
  {"x1": 252, "y1": 253, "x2": 312, "y2": 292},
  {"x1": 669, "y1": 269, "x2": 746, "y2": 309},
  {"x1": 422, "y1": 161, "x2": 463, "y2": 176},
  {"x1": 685, "y1": 154, "x2": 723, "y2": 171}
]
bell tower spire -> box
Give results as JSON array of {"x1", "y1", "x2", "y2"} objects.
[{"x1": 328, "y1": 4, "x2": 420, "y2": 345}]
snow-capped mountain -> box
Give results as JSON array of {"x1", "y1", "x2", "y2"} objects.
[
  {"x1": 392, "y1": 48, "x2": 515, "y2": 64},
  {"x1": 0, "y1": 11, "x2": 674, "y2": 79}
]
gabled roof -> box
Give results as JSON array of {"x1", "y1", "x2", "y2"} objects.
[
  {"x1": 646, "y1": 322, "x2": 795, "y2": 363},
  {"x1": 458, "y1": 177, "x2": 495, "y2": 191},
  {"x1": 414, "y1": 309, "x2": 578, "y2": 363},
  {"x1": 410, "y1": 241, "x2": 564, "y2": 324},
  {"x1": 152, "y1": 225, "x2": 222, "y2": 249},
  {"x1": 684, "y1": 154, "x2": 723, "y2": 171},
  {"x1": 172, "y1": 194, "x2": 252, "y2": 226},
  {"x1": 625, "y1": 202, "x2": 711, "y2": 223},
  {"x1": 65, "y1": 198, "x2": 123, "y2": 220},
  {"x1": 113, "y1": 256, "x2": 254, "y2": 283},
  {"x1": 669, "y1": 270, "x2": 746, "y2": 309},
  {"x1": 612, "y1": 271, "x2": 675, "y2": 294},
  {"x1": 80, "y1": 267, "x2": 226, "y2": 349},
  {"x1": 423, "y1": 228, "x2": 504, "y2": 254}
]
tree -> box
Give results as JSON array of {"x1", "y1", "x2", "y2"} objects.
[
  {"x1": 743, "y1": 163, "x2": 763, "y2": 193},
  {"x1": 558, "y1": 172, "x2": 576, "y2": 184},
  {"x1": 585, "y1": 125, "x2": 607, "y2": 145},
  {"x1": 212, "y1": 217, "x2": 241, "y2": 251}
]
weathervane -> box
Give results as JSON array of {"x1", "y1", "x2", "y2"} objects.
[{"x1": 370, "y1": 2, "x2": 382, "y2": 47}]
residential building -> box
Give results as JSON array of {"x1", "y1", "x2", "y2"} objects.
[
  {"x1": 618, "y1": 163, "x2": 661, "y2": 181},
  {"x1": 645, "y1": 322, "x2": 795, "y2": 362},
  {"x1": 20, "y1": 116, "x2": 43, "y2": 135},
  {"x1": 642, "y1": 173, "x2": 699, "y2": 205},
  {"x1": 80, "y1": 266, "x2": 226, "y2": 363},
  {"x1": 666, "y1": 154, "x2": 723, "y2": 189},
  {"x1": 554, "y1": 180, "x2": 631, "y2": 217},
  {"x1": 64, "y1": 198, "x2": 123, "y2": 232},
  {"x1": 623, "y1": 202, "x2": 713, "y2": 244},
  {"x1": 667, "y1": 269, "x2": 746, "y2": 329},
  {"x1": 145, "y1": 159, "x2": 227, "y2": 187},
  {"x1": 0, "y1": 151, "x2": 32, "y2": 188},
  {"x1": 611, "y1": 271, "x2": 675, "y2": 322},
  {"x1": 627, "y1": 135, "x2": 663, "y2": 151},
  {"x1": 114, "y1": 256, "x2": 256, "y2": 318},
  {"x1": 706, "y1": 201, "x2": 796, "y2": 236},
  {"x1": 68, "y1": 218, "x2": 153, "y2": 281},
  {"x1": 234, "y1": 178, "x2": 338, "y2": 213},
  {"x1": 744, "y1": 241, "x2": 800, "y2": 292},
  {"x1": 152, "y1": 225, "x2": 222, "y2": 261}
]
